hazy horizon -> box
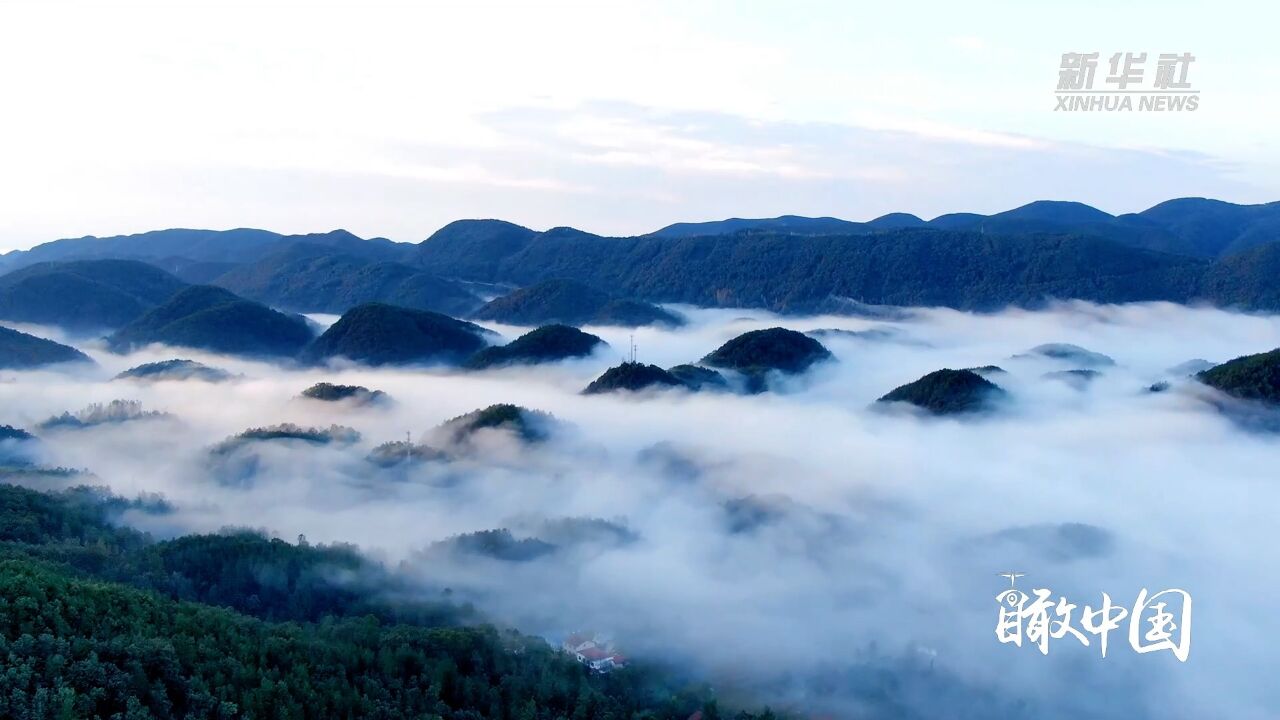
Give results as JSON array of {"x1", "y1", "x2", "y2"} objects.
[
  {"x1": 2, "y1": 0, "x2": 1277, "y2": 252},
  {"x1": 2, "y1": 194, "x2": 1275, "y2": 253}
]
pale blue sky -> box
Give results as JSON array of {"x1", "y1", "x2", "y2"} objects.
[{"x1": 0, "y1": 0, "x2": 1275, "y2": 251}]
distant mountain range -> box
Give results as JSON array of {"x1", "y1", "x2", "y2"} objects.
[
  {"x1": 2, "y1": 197, "x2": 1280, "y2": 315},
  {"x1": 645, "y1": 198, "x2": 1280, "y2": 259},
  {"x1": 212, "y1": 242, "x2": 478, "y2": 317}
]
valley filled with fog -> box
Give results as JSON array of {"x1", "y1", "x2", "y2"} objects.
[{"x1": 3, "y1": 301, "x2": 1278, "y2": 719}]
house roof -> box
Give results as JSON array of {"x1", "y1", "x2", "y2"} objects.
[{"x1": 579, "y1": 647, "x2": 612, "y2": 661}]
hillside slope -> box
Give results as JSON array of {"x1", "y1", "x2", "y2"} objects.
[
  {"x1": 107, "y1": 285, "x2": 313, "y2": 357},
  {"x1": 0, "y1": 260, "x2": 187, "y2": 330},
  {"x1": 0, "y1": 326, "x2": 92, "y2": 369},
  {"x1": 303, "y1": 303, "x2": 491, "y2": 366},
  {"x1": 214, "y1": 244, "x2": 479, "y2": 315}
]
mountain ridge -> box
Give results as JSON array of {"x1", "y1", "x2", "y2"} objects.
[{"x1": 6, "y1": 197, "x2": 1280, "y2": 316}]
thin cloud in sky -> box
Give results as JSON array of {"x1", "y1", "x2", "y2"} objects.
[{"x1": 0, "y1": 0, "x2": 1275, "y2": 249}]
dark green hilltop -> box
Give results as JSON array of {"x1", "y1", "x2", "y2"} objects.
[
  {"x1": 115, "y1": 359, "x2": 233, "y2": 382},
  {"x1": 0, "y1": 326, "x2": 92, "y2": 369},
  {"x1": 700, "y1": 327, "x2": 832, "y2": 392},
  {"x1": 878, "y1": 368, "x2": 1007, "y2": 415},
  {"x1": 1197, "y1": 348, "x2": 1280, "y2": 404},
  {"x1": 0, "y1": 259, "x2": 186, "y2": 330},
  {"x1": 583, "y1": 362, "x2": 686, "y2": 394},
  {"x1": 303, "y1": 302, "x2": 491, "y2": 367},
  {"x1": 107, "y1": 285, "x2": 313, "y2": 358},
  {"x1": 667, "y1": 363, "x2": 729, "y2": 391},
  {"x1": 299, "y1": 381, "x2": 387, "y2": 403},
  {"x1": 467, "y1": 324, "x2": 606, "y2": 369},
  {"x1": 435, "y1": 403, "x2": 555, "y2": 444}
]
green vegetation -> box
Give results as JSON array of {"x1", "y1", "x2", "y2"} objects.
[
  {"x1": 303, "y1": 303, "x2": 490, "y2": 367},
  {"x1": 413, "y1": 225, "x2": 1210, "y2": 313},
  {"x1": 426, "y1": 519, "x2": 637, "y2": 564},
  {"x1": 107, "y1": 285, "x2": 314, "y2": 358},
  {"x1": 967, "y1": 365, "x2": 1006, "y2": 376},
  {"x1": 0, "y1": 229, "x2": 285, "y2": 271},
  {"x1": 1197, "y1": 348, "x2": 1280, "y2": 404},
  {"x1": 652, "y1": 199, "x2": 1280, "y2": 259},
  {"x1": 435, "y1": 404, "x2": 554, "y2": 445},
  {"x1": 701, "y1": 329, "x2": 832, "y2": 392},
  {"x1": 649, "y1": 215, "x2": 867, "y2": 239},
  {"x1": 1133, "y1": 197, "x2": 1280, "y2": 258},
  {"x1": 430, "y1": 529, "x2": 558, "y2": 562},
  {"x1": 115, "y1": 359, "x2": 234, "y2": 383},
  {"x1": 666, "y1": 365, "x2": 728, "y2": 391},
  {"x1": 0, "y1": 325, "x2": 91, "y2": 369},
  {"x1": 366, "y1": 440, "x2": 447, "y2": 468},
  {"x1": 467, "y1": 324, "x2": 606, "y2": 369},
  {"x1": 0, "y1": 483, "x2": 761, "y2": 720},
  {"x1": 0, "y1": 426, "x2": 36, "y2": 467},
  {"x1": 473, "y1": 280, "x2": 683, "y2": 328},
  {"x1": 583, "y1": 363, "x2": 684, "y2": 395},
  {"x1": 214, "y1": 243, "x2": 480, "y2": 316},
  {"x1": 207, "y1": 425, "x2": 362, "y2": 486},
  {"x1": 0, "y1": 426, "x2": 33, "y2": 442},
  {"x1": 211, "y1": 424, "x2": 361, "y2": 455},
  {"x1": 1017, "y1": 343, "x2": 1115, "y2": 368},
  {"x1": 300, "y1": 382, "x2": 387, "y2": 404},
  {"x1": 39, "y1": 400, "x2": 170, "y2": 430},
  {"x1": 10, "y1": 200, "x2": 1280, "y2": 315},
  {"x1": 0, "y1": 260, "x2": 187, "y2": 330},
  {"x1": 1200, "y1": 241, "x2": 1280, "y2": 309},
  {"x1": 877, "y1": 369, "x2": 1006, "y2": 415},
  {"x1": 1043, "y1": 369, "x2": 1102, "y2": 388},
  {"x1": 416, "y1": 219, "x2": 539, "y2": 279}
]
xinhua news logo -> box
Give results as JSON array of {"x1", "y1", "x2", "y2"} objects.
[{"x1": 1055, "y1": 52, "x2": 1199, "y2": 112}]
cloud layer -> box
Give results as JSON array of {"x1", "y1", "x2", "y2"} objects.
[{"x1": 2, "y1": 302, "x2": 1278, "y2": 718}]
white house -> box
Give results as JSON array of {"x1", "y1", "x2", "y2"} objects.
[{"x1": 562, "y1": 632, "x2": 628, "y2": 672}]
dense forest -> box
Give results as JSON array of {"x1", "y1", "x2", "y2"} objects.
[
  {"x1": 473, "y1": 280, "x2": 682, "y2": 328},
  {"x1": 876, "y1": 369, "x2": 1007, "y2": 415},
  {"x1": 107, "y1": 285, "x2": 313, "y2": 358},
  {"x1": 0, "y1": 483, "x2": 775, "y2": 720},
  {"x1": 1197, "y1": 347, "x2": 1280, "y2": 403},
  {"x1": 438, "y1": 229, "x2": 1208, "y2": 313},
  {"x1": 0, "y1": 326, "x2": 92, "y2": 370},
  {"x1": 302, "y1": 303, "x2": 491, "y2": 367},
  {"x1": 467, "y1": 326, "x2": 606, "y2": 369},
  {"x1": 4, "y1": 198, "x2": 1280, "y2": 319}
]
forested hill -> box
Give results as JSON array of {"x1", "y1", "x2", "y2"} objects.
[
  {"x1": 6, "y1": 197, "x2": 1280, "y2": 314},
  {"x1": 419, "y1": 225, "x2": 1212, "y2": 313},
  {"x1": 646, "y1": 198, "x2": 1280, "y2": 259},
  {"x1": 0, "y1": 483, "x2": 769, "y2": 720}
]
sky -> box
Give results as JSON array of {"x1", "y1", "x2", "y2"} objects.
[{"x1": 0, "y1": 0, "x2": 1277, "y2": 251}]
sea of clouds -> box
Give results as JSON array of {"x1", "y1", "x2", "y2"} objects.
[{"x1": 2, "y1": 301, "x2": 1278, "y2": 719}]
